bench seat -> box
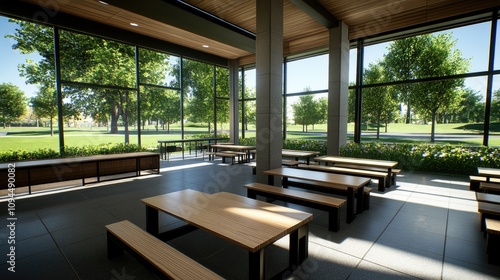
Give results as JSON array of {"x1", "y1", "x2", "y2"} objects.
[
  {"x1": 298, "y1": 164, "x2": 387, "y2": 192},
  {"x1": 469, "y1": 176, "x2": 500, "y2": 191},
  {"x1": 245, "y1": 182, "x2": 346, "y2": 232},
  {"x1": 333, "y1": 163, "x2": 401, "y2": 185},
  {"x1": 106, "y1": 220, "x2": 223, "y2": 280},
  {"x1": 476, "y1": 192, "x2": 500, "y2": 205},
  {"x1": 478, "y1": 202, "x2": 500, "y2": 234},
  {"x1": 480, "y1": 182, "x2": 500, "y2": 194},
  {"x1": 286, "y1": 178, "x2": 371, "y2": 211},
  {"x1": 214, "y1": 152, "x2": 237, "y2": 164}
]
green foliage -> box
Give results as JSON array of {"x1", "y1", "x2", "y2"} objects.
[
  {"x1": 0, "y1": 143, "x2": 146, "y2": 163},
  {"x1": 0, "y1": 83, "x2": 27, "y2": 128},
  {"x1": 340, "y1": 142, "x2": 500, "y2": 175}
]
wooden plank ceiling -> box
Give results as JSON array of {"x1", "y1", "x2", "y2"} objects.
[{"x1": 19, "y1": 0, "x2": 500, "y2": 65}]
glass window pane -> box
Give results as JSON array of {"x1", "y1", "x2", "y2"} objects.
[{"x1": 286, "y1": 54, "x2": 328, "y2": 93}]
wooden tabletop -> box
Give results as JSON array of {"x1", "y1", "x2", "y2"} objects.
[
  {"x1": 263, "y1": 167, "x2": 370, "y2": 189},
  {"x1": 141, "y1": 189, "x2": 312, "y2": 252},
  {"x1": 478, "y1": 167, "x2": 500, "y2": 178},
  {"x1": 315, "y1": 156, "x2": 398, "y2": 169},
  {"x1": 282, "y1": 149, "x2": 320, "y2": 157},
  {"x1": 210, "y1": 144, "x2": 256, "y2": 150}
]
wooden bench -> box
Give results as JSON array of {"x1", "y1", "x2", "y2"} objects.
[
  {"x1": 215, "y1": 152, "x2": 237, "y2": 164},
  {"x1": 250, "y1": 160, "x2": 301, "y2": 175},
  {"x1": 297, "y1": 164, "x2": 387, "y2": 192},
  {"x1": 476, "y1": 192, "x2": 500, "y2": 205},
  {"x1": 245, "y1": 182, "x2": 346, "y2": 232},
  {"x1": 478, "y1": 202, "x2": 500, "y2": 234},
  {"x1": 469, "y1": 176, "x2": 500, "y2": 191},
  {"x1": 334, "y1": 163, "x2": 401, "y2": 186},
  {"x1": 286, "y1": 178, "x2": 371, "y2": 211},
  {"x1": 485, "y1": 218, "x2": 500, "y2": 265},
  {"x1": 0, "y1": 152, "x2": 160, "y2": 194},
  {"x1": 480, "y1": 182, "x2": 500, "y2": 194},
  {"x1": 106, "y1": 220, "x2": 223, "y2": 280}
]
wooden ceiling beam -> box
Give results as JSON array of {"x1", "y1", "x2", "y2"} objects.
[
  {"x1": 289, "y1": 0, "x2": 339, "y2": 29},
  {"x1": 105, "y1": 0, "x2": 256, "y2": 53}
]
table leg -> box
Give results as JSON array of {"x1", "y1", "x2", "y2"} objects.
[
  {"x1": 356, "y1": 186, "x2": 364, "y2": 214},
  {"x1": 346, "y1": 187, "x2": 355, "y2": 223},
  {"x1": 289, "y1": 223, "x2": 309, "y2": 266},
  {"x1": 145, "y1": 205, "x2": 159, "y2": 237},
  {"x1": 249, "y1": 249, "x2": 265, "y2": 280},
  {"x1": 268, "y1": 175, "x2": 274, "y2": 185}
]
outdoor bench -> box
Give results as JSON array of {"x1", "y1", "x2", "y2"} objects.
[
  {"x1": 297, "y1": 163, "x2": 387, "y2": 192},
  {"x1": 0, "y1": 152, "x2": 160, "y2": 194},
  {"x1": 480, "y1": 182, "x2": 500, "y2": 194},
  {"x1": 106, "y1": 220, "x2": 223, "y2": 280},
  {"x1": 469, "y1": 176, "x2": 500, "y2": 191},
  {"x1": 476, "y1": 192, "x2": 500, "y2": 205},
  {"x1": 333, "y1": 163, "x2": 401, "y2": 186},
  {"x1": 286, "y1": 178, "x2": 372, "y2": 211},
  {"x1": 245, "y1": 182, "x2": 346, "y2": 232}
]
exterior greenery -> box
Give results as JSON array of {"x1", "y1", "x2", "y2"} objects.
[{"x1": 0, "y1": 143, "x2": 146, "y2": 163}]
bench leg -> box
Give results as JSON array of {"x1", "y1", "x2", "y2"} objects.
[
  {"x1": 379, "y1": 177, "x2": 386, "y2": 192},
  {"x1": 289, "y1": 223, "x2": 309, "y2": 266},
  {"x1": 328, "y1": 208, "x2": 340, "y2": 232},
  {"x1": 346, "y1": 188, "x2": 355, "y2": 224},
  {"x1": 487, "y1": 233, "x2": 500, "y2": 265},
  {"x1": 363, "y1": 192, "x2": 370, "y2": 211},
  {"x1": 247, "y1": 189, "x2": 257, "y2": 199},
  {"x1": 107, "y1": 232, "x2": 124, "y2": 259},
  {"x1": 470, "y1": 181, "x2": 480, "y2": 191}
]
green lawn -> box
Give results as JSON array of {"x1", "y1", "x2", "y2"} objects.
[{"x1": 0, "y1": 122, "x2": 498, "y2": 152}]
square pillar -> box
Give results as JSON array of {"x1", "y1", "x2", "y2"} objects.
[
  {"x1": 229, "y1": 59, "x2": 240, "y2": 144},
  {"x1": 327, "y1": 22, "x2": 349, "y2": 155},
  {"x1": 256, "y1": 0, "x2": 283, "y2": 184}
]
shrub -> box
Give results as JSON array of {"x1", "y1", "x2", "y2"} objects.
[{"x1": 0, "y1": 143, "x2": 146, "y2": 163}]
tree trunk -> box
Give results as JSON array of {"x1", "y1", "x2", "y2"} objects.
[
  {"x1": 406, "y1": 101, "x2": 411, "y2": 124},
  {"x1": 110, "y1": 104, "x2": 119, "y2": 134},
  {"x1": 50, "y1": 117, "x2": 54, "y2": 136},
  {"x1": 376, "y1": 115, "x2": 381, "y2": 139},
  {"x1": 431, "y1": 112, "x2": 436, "y2": 143}
]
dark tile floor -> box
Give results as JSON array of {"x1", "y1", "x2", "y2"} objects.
[{"x1": 1, "y1": 156, "x2": 500, "y2": 279}]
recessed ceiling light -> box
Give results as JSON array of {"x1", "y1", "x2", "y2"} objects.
[
  {"x1": 98, "y1": 1, "x2": 108, "y2": 5},
  {"x1": 130, "y1": 23, "x2": 139, "y2": 27},
  {"x1": 202, "y1": 44, "x2": 209, "y2": 48}
]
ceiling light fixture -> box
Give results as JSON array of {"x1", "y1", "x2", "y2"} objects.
[
  {"x1": 130, "y1": 23, "x2": 139, "y2": 27},
  {"x1": 98, "y1": 1, "x2": 108, "y2": 5},
  {"x1": 202, "y1": 45, "x2": 209, "y2": 48}
]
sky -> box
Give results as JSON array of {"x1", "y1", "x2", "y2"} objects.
[{"x1": 1, "y1": 15, "x2": 499, "y2": 100}]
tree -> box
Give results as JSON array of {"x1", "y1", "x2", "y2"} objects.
[
  {"x1": 291, "y1": 95, "x2": 317, "y2": 132},
  {"x1": 30, "y1": 86, "x2": 57, "y2": 135},
  {"x1": 384, "y1": 36, "x2": 426, "y2": 124},
  {"x1": 411, "y1": 33, "x2": 470, "y2": 142},
  {"x1": 0, "y1": 83, "x2": 27, "y2": 128},
  {"x1": 8, "y1": 20, "x2": 169, "y2": 143},
  {"x1": 362, "y1": 63, "x2": 399, "y2": 138}
]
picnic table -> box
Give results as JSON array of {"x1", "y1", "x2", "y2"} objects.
[
  {"x1": 142, "y1": 189, "x2": 312, "y2": 279},
  {"x1": 263, "y1": 167, "x2": 371, "y2": 223},
  {"x1": 282, "y1": 149, "x2": 320, "y2": 165}
]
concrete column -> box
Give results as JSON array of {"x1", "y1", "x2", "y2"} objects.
[
  {"x1": 229, "y1": 59, "x2": 240, "y2": 144},
  {"x1": 327, "y1": 21, "x2": 349, "y2": 155},
  {"x1": 256, "y1": 0, "x2": 283, "y2": 184}
]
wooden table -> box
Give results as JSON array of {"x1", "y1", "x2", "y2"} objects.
[
  {"x1": 210, "y1": 144, "x2": 256, "y2": 163},
  {"x1": 142, "y1": 189, "x2": 312, "y2": 280},
  {"x1": 282, "y1": 149, "x2": 320, "y2": 165},
  {"x1": 478, "y1": 167, "x2": 500, "y2": 181},
  {"x1": 263, "y1": 167, "x2": 371, "y2": 223},
  {"x1": 315, "y1": 156, "x2": 398, "y2": 187}
]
